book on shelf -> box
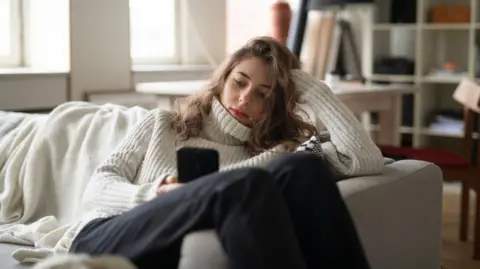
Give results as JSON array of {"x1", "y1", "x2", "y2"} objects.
[{"x1": 300, "y1": 12, "x2": 364, "y2": 83}]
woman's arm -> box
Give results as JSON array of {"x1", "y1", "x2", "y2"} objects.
[
  {"x1": 291, "y1": 69, "x2": 384, "y2": 177},
  {"x1": 81, "y1": 109, "x2": 169, "y2": 213}
]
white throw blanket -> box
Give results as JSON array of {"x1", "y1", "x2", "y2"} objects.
[{"x1": 0, "y1": 102, "x2": 148, "y2": 262}]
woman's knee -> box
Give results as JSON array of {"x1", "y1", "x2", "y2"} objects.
[
  {"x1": 212, "y1": 168, "x2": 281, "y2": 203},
  {"x1": 193, "y1": 167, "x2": 274, "y2": 195},
  {"x1": 266, "y1": 153, "x2": 339, "y2": 195},
  {"x1": 225, "y1": 167, "x2": 275, "y2": 189},
  {"x1": 269, "y1": 152, "x2": 331, "y2": 175}
]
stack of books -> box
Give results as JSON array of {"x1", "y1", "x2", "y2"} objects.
[{"x1": 299, "y1": 11, "x2": 364, "y2": 83}]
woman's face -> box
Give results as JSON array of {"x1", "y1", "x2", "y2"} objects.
[{"x1": 220, "y1": 57, "x2": 273, "y2": 127}]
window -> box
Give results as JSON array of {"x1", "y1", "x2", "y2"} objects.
[
  {"x1": 129, "y1": 0, "x2": 179, "y2": 65},
  {"x1": 226, "y1": 0, "x2": 270, "y2": 54},
  {"x1": 0, "y1": 0, "x2": 22, "y2": 67}
]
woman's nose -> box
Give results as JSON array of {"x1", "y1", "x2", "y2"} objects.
[{"x1": 239, "y1": 89, "x2": 253, "y2": 105}]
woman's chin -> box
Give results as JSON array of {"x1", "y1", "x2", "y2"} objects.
[{"x1": 232, "y1": 115, "x2": 253, "y2": 127}]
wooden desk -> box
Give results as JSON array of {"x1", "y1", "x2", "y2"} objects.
[{"x1": 136, "y1": 80, "x2": 416, "y2": 146}]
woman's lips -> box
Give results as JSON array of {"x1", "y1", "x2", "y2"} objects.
[{"x1": 229, "y1": 108, "x2": 248, "y2": 119}]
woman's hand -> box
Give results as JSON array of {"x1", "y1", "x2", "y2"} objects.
[
  {"x1": 157, "y1": 183, "x2": 184, "y2": 195},
  {"x1": 156, "y1": 175, "x2": 184, "y2": 195},
  {"x1": 165, "y1": 175, "x2": 179, "y2": 184}
]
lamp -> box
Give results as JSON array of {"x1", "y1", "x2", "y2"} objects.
[{"x1": 287, "y1": 0, "x2": 374, "y2": 82}]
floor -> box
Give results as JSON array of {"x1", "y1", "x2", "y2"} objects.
[{"x1": 442, "y1": 183, "x2": 480, "y2": 269}]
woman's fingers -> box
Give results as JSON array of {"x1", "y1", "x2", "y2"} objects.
[
  {"x1": 156, "y1": 175, "x2": 181, "y2": 195},
  {"x1": 165, "y1": 175, "x2": 178, "y2": 184},
  {"x1": 156, "y1": 183, "x2": 184, "y2": 196}
]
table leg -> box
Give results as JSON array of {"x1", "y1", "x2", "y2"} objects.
[
  {"x1": 377, "y1": 95, "x2": 401, "y2": 146},
  {"x1": 474, "y1": 178, "x2": 480, "y2": 259}
]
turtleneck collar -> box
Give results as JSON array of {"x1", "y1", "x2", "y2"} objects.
[{"x1": 200, "y1": 97, "x2": 252, "y2": 145}]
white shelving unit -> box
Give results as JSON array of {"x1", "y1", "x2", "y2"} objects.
[{"x1": 360, "y1": 0, "x2": 480, "y2": 149}]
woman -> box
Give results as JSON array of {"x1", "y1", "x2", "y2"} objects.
[{"x1": 68, "y1": 37, "x2": 384, "y2": 269}]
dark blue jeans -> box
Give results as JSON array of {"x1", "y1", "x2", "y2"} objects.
[{"x1": 70, "y1": 153, "x2": 370, "y2": 269}]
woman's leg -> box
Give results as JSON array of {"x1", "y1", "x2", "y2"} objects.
[
  {"x1": 265, "y1": 152, "x2": 371, "y2": 269},
  {"x1": 70, "y1": 168, "x2": 306, "y2": 269}
]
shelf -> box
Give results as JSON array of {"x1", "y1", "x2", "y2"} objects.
[
  {"x1": 366, "y1": 2, "x2": 480, "y2": 148},
  {"x1": 421, "y1": 127, "x2": 462, "y2": 138},
  {"x1": 369, "y1": 120, "x2": 480, "y2": 138},
  {"x1": 373, "y1": 23, "x2": 476, "y2": 31},
  {"x1": 422, "y1": 23, "x2": 471, "y2": 30},
  {"x1": 420, "y1": 128, "x2": 479, "y2": 139},
  {"x1": 373, "y1": 23, "x2": 416, "y2": 31},
  {"x1": 367, "y1": 125, "x2": 413, "y2": 133},
  {"x1": 367, "y1": 124, "x2": 381, "y2": 132},
  {"x1": 370, "y1": 125, "x2": 478, "y2": 139},
  {"x1": 370, "y1": 74, "x2": 415, "y2": 83},
  {"x1": 421, "y1": 75, "x2": 464, "y2": 84},
  {"x1": 400, "y1": 126, "x2": 414, "y2": 134}
]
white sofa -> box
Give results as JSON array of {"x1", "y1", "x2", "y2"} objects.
[{"x1": 0, "y1": 159, "x2": 443, "y2": 269}]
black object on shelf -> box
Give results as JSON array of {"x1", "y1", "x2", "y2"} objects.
[
  {"x1": 371, "y1": 94, "x2": 415, "y2": 127},
  {"x1": 331, "y1": 35, "x2": 347, "y2": 77},
  {"x1": 401, "y1": 94, "x2": 415, "y2": 127},
  {"x1": 371, "y1": 57, "x2": 415, "y2": 127},
  {"x1": 390, "y1": 0, "x2": 416, "y2": 23},
  {"x1": 329, "y1": 19, "x2": 365, "y2": 83},
  {"x1": 373, "y1": 57, "x2": 415, "y2": 78},
  {"x1": 401, "y1": 134, "x2": 413, "y2": 148}
]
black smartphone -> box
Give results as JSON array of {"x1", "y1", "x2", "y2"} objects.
[{"x1": 177, "y1": 147, "x2": 220, "y2": 183}]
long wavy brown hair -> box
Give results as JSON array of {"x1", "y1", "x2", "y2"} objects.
[{"x1": 170, "y1": 36, "x2": 317, "y2": 154}]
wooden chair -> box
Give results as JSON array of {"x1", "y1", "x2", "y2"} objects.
[{"x1": 379, "y1": 77, "x2": 480, "y2": 259}]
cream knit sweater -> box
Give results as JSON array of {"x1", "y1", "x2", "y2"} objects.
[{"x1": 63, "y1": 69, "x2": 383, "y2": 251}]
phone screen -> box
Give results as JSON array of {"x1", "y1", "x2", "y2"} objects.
[{"x1": 177, "y1": 147, "x2": 219, "y2": 183}]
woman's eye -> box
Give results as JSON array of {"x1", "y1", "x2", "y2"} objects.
[
  {"x1": 256, "y1": 91, "x2": 267, "y2": 99},
  {"x1": 234, "y1": 79, "x2": 245, "y2": 87}
]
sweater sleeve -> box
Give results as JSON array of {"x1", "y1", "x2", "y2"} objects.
[
  {"x1": 291, "y1": 69, "x2": 384, "y2": 177},
  {"x1": 81, "y1": 109, "x2": 169, "y2": 213}
]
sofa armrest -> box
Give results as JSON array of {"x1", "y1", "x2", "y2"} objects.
[
  {"x1": 179, "y1": 231, "x2": 230, "y2": 269},
  {"x1": 339, "y1": 160, "x2": 443, "y2": 269}
]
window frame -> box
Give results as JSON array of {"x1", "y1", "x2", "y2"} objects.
[
  {"x1": 0, "y1": 0, "x2": 23, "y2": 67},
  {"x1": 129, "y1": 0, "x2": 181, "y2": 65}
]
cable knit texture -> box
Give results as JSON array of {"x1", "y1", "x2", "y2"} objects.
[
  {"x1": 72, "y1": 69, "x2": 383, "y2": 252},
  {"x1": 291, "y1": 69, "x2": 384, "y2": 176}
]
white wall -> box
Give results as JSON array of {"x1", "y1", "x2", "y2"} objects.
[
  {"x1": 0, "y1": 73, "x2": 67, "y2": 110},
  {"x1": 69, "y1": 0, "x2": 132, "y2": 101}
]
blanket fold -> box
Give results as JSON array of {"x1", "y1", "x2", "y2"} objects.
[{"x1": 0, "y1": 102, "x2": 149, "y2": 263}]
